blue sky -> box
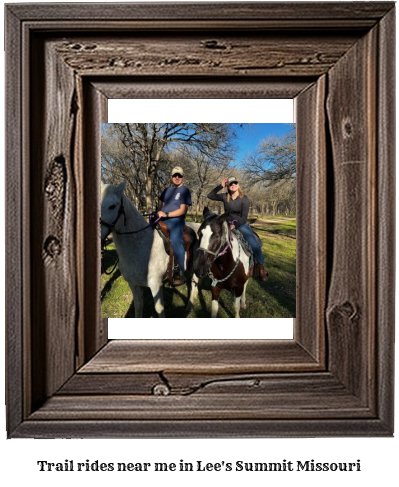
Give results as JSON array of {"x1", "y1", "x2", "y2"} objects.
[{"x1": 233, "y1": 123, "x2": 294, "y2": 164}]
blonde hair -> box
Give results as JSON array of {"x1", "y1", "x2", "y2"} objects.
[{"x1": 227, "y1": 185, "x2": 244, "y2": 202}]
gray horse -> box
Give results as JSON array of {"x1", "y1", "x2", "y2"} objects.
[{"x1": 101, "y1": 181, "x2": 199, "y2": 317}]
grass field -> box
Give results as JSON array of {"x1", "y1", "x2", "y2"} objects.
[{"x1": 101, "y1": 216, "x2": 296, "y2": 318}]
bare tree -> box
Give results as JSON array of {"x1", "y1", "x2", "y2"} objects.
[
  {"x1": 102, "y1": 123, "x2": 237, "y2": 210},
  {"x1": 101, "y1": 124, "x2": 146, "y2": 207},
  {"x1": 173, "y1": 146, "x2": 234, "y2": 221},
  {"x1": 240, "y1": 125, "x2": 296, "y2": 216},
  {"x1": 244, "y1": 125, "x2": 296, "y2": 184}
]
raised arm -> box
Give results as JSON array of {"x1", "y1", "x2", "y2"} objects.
[{"x1": 207, "y1": 179, "x2": 227, "y2": 201}]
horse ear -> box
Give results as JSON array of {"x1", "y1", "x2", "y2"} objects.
[
  {"x1": 203, "y1": 207, "x2": 219, "y2": 221},
  {"x1": 114, "y1": 181, "x2": 127, "y2": 198}
]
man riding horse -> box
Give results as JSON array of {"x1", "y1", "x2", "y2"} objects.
[
  {"x1": 207, "y1": 176, "x2": 268, "y2": 281},
  {"x1": 157, "y1": 166, "x2": 192, "y2": 286}
]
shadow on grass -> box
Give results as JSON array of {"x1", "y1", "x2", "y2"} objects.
[
  {"x1": 195, "y1": 278, "x2": 236, "y2": 318},
  {"x1": 252, "y1": 223, "x2": 296, "y2": 239},
  {"x1": 249, "y1": 262, "x2": 296, "y2": 318},
  {"x1": 101, "y1": 249, "x2": 121, "y2": 301},
  {"x1": 101, "y1": 248, "x2": 118, "y2": 275},
  {"x1": 124, "y1": 275, "x2": 211, "y2": 318},
  {"x1": 102, "y1": 237, "x2": 295, "y2": 318}
]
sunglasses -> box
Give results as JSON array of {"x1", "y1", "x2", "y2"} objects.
[
  {"x1": 172, "y1": 173, "x2": 183, "y2": 178},
  {"x1": 229, "y1": 181, "x2": 238, "y2": 186}
]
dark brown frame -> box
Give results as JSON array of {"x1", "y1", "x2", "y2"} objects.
[{"x1": 5, "y1": 2, "x2": 395, "y2": 438}]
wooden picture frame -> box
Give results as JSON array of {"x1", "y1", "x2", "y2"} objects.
[{"x1": 5, "y1": 2, "x2": 395, "y2": 437}]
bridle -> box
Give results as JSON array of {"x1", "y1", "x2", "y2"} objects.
[
  {"x1": 100, "y1": 198, "x2": 160, "y2": 275},
  {"x1": 197, "y1": 221, "x2": 241, "y2": 287},
  {"x1": 100, "y1": 198, "x2": 159, "y2": 248},
  {"x1": 197, "y1": 219, "x2": 237, "y2": 258},
  {"x1": 197, "y1": 230, "x2": 230, "y2": 258},
  {"x1": 100, "y1": 198, "x2": 127, "y2": 246}
]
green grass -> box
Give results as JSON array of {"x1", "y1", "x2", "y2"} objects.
[{"x1": 101, "y1": 216, "x2": 296, "y2": 318}]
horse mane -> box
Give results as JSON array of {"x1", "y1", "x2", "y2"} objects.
[
  {"x1": 202, "y1": 206, "x2": 231, "y2": 224},
  {"x1": 200, "y1": 208, "x2": 232, "y2": 234},
  {"x1": 202, "y1": 206, "x2": 218, "y2": 220},
  {"x1": 204, "y1": 212, "x2": 218, "y2": 222},
  {"x1": 121, "y1": 193, "x2": 148, "y2": 229}
]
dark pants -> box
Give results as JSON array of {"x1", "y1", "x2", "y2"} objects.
[
  {"x1": 164, "y1": 217, "x2": 186, "y2": 271},
  {"x1": 237, "y1": 223, "x2": 265, "y2": 264}
]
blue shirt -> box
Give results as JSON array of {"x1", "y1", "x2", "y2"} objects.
[{"x1": 160, "y1": 185, "x2": 192, "y2": 218}]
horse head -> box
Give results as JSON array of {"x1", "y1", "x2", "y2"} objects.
[
  {"x1": 100, "y1": 181, "x2": 127, "y2": 246},
  {"x1": 203, "y1": 206, "x2": 217, "y2": 217},
  {"x1": 194, "y1": 211, "x2": 230, "y2": 278}
]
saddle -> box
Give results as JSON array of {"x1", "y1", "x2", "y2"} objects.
[
  {"x1": 233, "y1": 228, "x2": 268, "y2": 280},
  {"x1": 155, "y1": 220, "x2": 197, "y2": 287},
  {"x1": 233, "y1": 229, "x2": 263, "y2": 259}
]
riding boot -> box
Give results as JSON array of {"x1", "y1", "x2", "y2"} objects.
[
  {"x1": 256, "y1": 263, "x2": 269, "y2": 282},
  {"x1": 173, "y1": 268, "x2": 186, "y2": 287}
]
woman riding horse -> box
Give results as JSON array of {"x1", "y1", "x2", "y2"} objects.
[{"x1": 207, "y1": 176, "x2": 268, "y2": 281}]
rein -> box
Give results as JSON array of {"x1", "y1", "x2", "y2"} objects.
[
  {"x1": 208, "y1": 238, "x2": 241, "y2": 287},
  {"x1": 100, "y1": 199, "x2": 160, "y2": 243}
]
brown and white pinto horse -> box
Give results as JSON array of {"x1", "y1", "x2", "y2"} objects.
[{"x1": 194, "y1": 208, "x2": 254, "y2": 318}]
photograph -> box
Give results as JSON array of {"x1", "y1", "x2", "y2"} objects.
[{"x1": 101, "y1": 123, "x2": 296, "y2": 319}]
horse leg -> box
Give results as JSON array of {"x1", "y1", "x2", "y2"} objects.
[
  {"x1": 234, "y1": 294, "x2": 241, "y2": 318},
  {"x1": 233, "y1": 282, "x2": 248, "y2": 318},
  {"x1": 211, "y1": 286, "x2": 221, "y2": 318},
  {"x1": 186, "y1": 242, "x2": 199, "y2": 312},
  {"x1": 148, "y1": 282, "x2": 165, "y2": 318},
  {"x1": 241, "y1": 280, "x2": 249, "y2": 309},
  {"x1": 129, "y1": 284, "x2": 144, "y2": 318},
  {"x1": 186, "y1": 272, "x2": 199, "y2": 312}
]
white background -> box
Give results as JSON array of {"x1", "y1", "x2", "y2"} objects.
[
  {"x1": 108, "y1": 98, "x2": 295, "y2": 338},
  {"x1": 1, "y1": 1, "x2": 398, "y2": 487},
  {"x1": 108, "y1": 98, "x2": 295, "y2": 123}
]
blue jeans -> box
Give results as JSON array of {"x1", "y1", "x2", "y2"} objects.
[
  {"x1": 164, "y1": 217, "x2": 186, "y2": 271},
  {"x1": 237, "y1": 223, "x2": 265, "y2": 265}
]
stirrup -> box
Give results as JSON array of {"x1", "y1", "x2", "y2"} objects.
[{"x1": 172, "y1": 269, "x2": 186, "y2": 287}]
